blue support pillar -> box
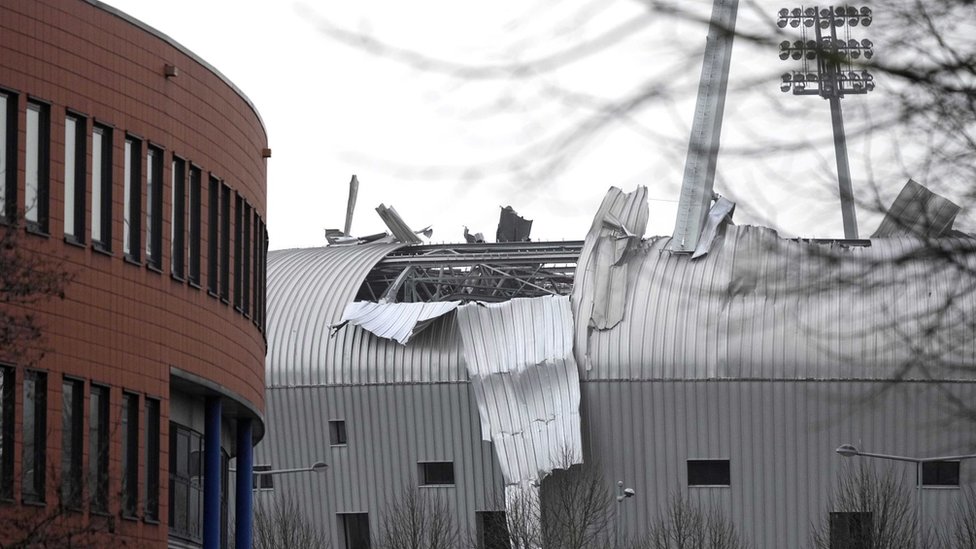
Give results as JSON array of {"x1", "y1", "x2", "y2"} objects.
[
  {"x1": 204, "y1": 397, "x2": 222, "y2": 549},
  {"x1": 235, "y1": 417, "x2": 254, "y2": 549}
]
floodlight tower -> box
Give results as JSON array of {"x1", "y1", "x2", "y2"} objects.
[{"x1": 777, "y1": 6, "x2": 875, "y2": 239}]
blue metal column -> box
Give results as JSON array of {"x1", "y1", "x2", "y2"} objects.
[
  {"x1": 235, "y1": 417, "x2": 254, "y2": 549},
  {"x1": 204, "y1": 397, "x2": 222, "y2": 549}
]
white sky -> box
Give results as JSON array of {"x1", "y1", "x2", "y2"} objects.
[{"x1": 100, "y1": 0, "x2": 961, "y2": 250}]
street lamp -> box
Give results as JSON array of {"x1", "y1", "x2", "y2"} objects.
[
  {"x1": 777, "y1": 5, "x2": 876, "y2": 240},
  {"x1": 614, "y1": 480, "x2": 635, "y2": 549},
  {"x1": 230, "y1": 461, "x2": 329, "y2": 476},
  {"x1": 835, "y1": 444, "x2": 976, "y2": 548}
]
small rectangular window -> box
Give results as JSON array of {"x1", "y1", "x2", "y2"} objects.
[
  {"x1": 171, "y1": 157, "x2": 186, "y2": 279},
  {"x1": 145, "y1": 397, "x2": 160, "y2": 521},
  {"x1": 188, "y1": 166, "x2": 201, "y2": 284},
  {"x1": 64, "y1": 113, "x2": 87, "y2": 242},
  {"x1": 89, "y1": 384, "x2": 109, "y2": 513},
  {"x1": 0, "y1": 91, "x2": 16, "y2": 221},
  {"x1": 419, "y1": 461, "x2": 455, "y2": 486},
  {"x1": 207, "y1": 176, "x2": 219, "y2": 294},
  {"x1": 252, "y1": 464, "x2": 274, "y2": 491},
  {"x1": 123, "y1": 136, "x2": 142, "y2": 261},
  {"x1": 330, "y1": 420, "x2": 347, "y2": 446},
  {"x1": 922, "y1": 461, "x2": 960, "y2": 487},
  {"x1": 25, "y1": 101, "x2": 50, "y2": 232},
  {"x1": 687, "y1": 459, "x2": 730, "y2": 486},
  {"x1": 22, "y1": 370, "x2": 47, "y2": 502},
  {"x1": 830, "y1": 511, "x2": 872, "y2": 549},
  {"x1": 122, "y1": 392, "x2": 139, "y2": 517},
  {"x1": 61, "y1": 378, "x2": 84, "y2": 509},
  {"x1": 220, "y1": 183, "x2": 231, "y2": 301},
  {"x1": 91, "y1": 124, "x2": 112, "y2": 251},
  {"x1": 338, "y1": 513, "x2": 371, "y2": 549},
  {"x1": 476, "y1": 511, "x2": 511, "y2": 549},
  {"x1": 146, "y1": 145, "x2": 163, "y2": 269},
  {"x1": 0, "y1": 366, "x2": 14, "y2": 500}
]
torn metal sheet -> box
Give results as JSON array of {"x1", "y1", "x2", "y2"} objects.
[
  {"x1": 464, "y1": 226, "x2": 485, "y2": 243},
  {"x1": 332, "y1": 301, "x2": 461, "y2": 345},
  {"x1": 571, "y1": 186, "x2": 649, "y2": 369},
  {"x1": 456, "y1": 295, "x2": 583, "y2": 492},
  {"x1": 691, "y1": 195, "x2": 735, "y2": 258},
  {"x1": 376, "y1": 204, "x2": 423, "y2": 244},
  {"x1": 872, "y1": 179, "x2": 960, "y2": 239},
  {"x1": 497, "y1": 206, "x2": 533, "y2": 242}
]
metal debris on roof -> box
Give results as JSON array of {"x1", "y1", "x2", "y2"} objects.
[
  {"x1": 332, "y1": 301, "x2": 462, "y2": 345},
  {"x1": 872, "y1": 179, "x2": 960, "y2": 239},
  {"x1": 463, "y1": 226, "x2": 485, "y2": 243},
  {"x1": 692, "y1": 194, "x2": 736, "y2": 258},
  {"x1": 376, "y1": 203, "x2": 424, "y2": 244},
  {"x1": 496, "y1": 206, "x2": 533, "y2": 242}
]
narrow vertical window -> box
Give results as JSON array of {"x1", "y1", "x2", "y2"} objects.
[
  {"x1": 146, "y1": 145, "x2": 163, "y2": 269},
  {"x1": 188, "y1": 166, "x2": 201, "y2": 285},
  {"x1": 207, "y1": 176, "x2": 219, "y2": 294},
  {"x1": 89, "y1": 384, "x2": 109, "y2": 513},
  {"x1": 122, "y1": 392, "x2": 139, "y2": 517},
  {"x1": 242, "y1": 202, "x2": 251, "y2": 316},
  {"x1": 61, "y1": 378, "x2": 84, "y2": 509},
  {"x1": 220, "y1": 183, "x2": 231, "y2": 301},
  {"x1": 145, "y1": 397, "x2": 160, "y2": 522},
  {"x1": 25, "y1": 101, "x2": 50, "y2": 232},
  {"x1": 477, "y1": 511, "x2": 511, "y2": 549},
  {"x1": 338, "y1": 513, "x2": 371, "y2": 549},
  {"x1": 1, "y1": 91, "x2": 18, "y2": 221},
  {"x1": 233, "y1": 193, "x2": 243, "y2": 310},
  {"x1": 64, "y1": 113, "x2": 87, "y2": 242},
  {"x1": 22, "y1": 370, "x2": 47, "y2": 503},
  {"x1": 0, "y1": 366, "x2": 13, "y2": 500},
  {"x1": 91, "y1": 125, "x2": 112, "y2": 251},
  {"x1": 123, "y1": 136, "x2": 142, "y2": 261},
  {"x1": 252, "y1": 212, "x2": 261, "y2": 325},
  {"x1": 171, "y1": 157, "x2": 186, "y2": 279}
]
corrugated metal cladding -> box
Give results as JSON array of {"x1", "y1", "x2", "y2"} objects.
[{"x1": 580, "y1": 224, "x2": 976, "y2": 381}]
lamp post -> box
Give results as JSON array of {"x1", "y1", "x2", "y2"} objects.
[
  {"x1": 614, "y1": 480, "x2": 635, "y2": 549},
  {"x1": 836, "y1": 444, "x2": 976, "y2": 548},
  {"x1": 229, "y1": 461, "x2": 330, "y2": 476},
  {"x1": 777, "y1": 5, "x2": 875, "y2": 239}
]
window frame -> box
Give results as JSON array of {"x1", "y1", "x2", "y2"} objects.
[
  {"x1": 25, "y1": 100, "x2": 51, "y2": 234},
  {"x1": 207, "y1": 175, "x2": 219, "y2": 295},
  {"x1": 123, "y1": 135, "x2": 142, "y2": 262},
  {"x1": 242, "y1": 202, "x2": 252, "y2": 316},
  {"x1": 0, "y1": 89, "x2": 17, "y2": 222},
  {"x1": 22, "y1": 370, "x2": 47, "y2": 503},
  {"x1": 329, "y1": 420, "x2": 347, "y2": 446},
  {"x1": 419, "y1": 461, "x2": 456, "y2": 486},
  {"x1": 0, "y1": 365, "x2": 14, "y2": 500},
  {"x1": 219, "y1": 182, "x2": 231, "y2": 302},
  {"x1": 234, "y1": 193, "x2": 243, "y2": 311},
  {"x1": 338, "y1": 513, "x2": 371, "y2": 549},
  {"x1": 687, "y1": 459, "x2": 731, "y2": 487},
  {"x1": 171, "y1": 156, "x2": 186, "y2": 280},
  {"x1": 89, "y1": 384, "x2": 110, "y2": 514},
  {"x1": 252, "y1": 464, "x2": 275, "y2": 491},
  {"x1": 146, "y1": 144, "x2": 164, "y2": 270},
  {"x1": 121, "y1": 391, "x2": 140, "y2": 518},
  {"x1": 91, "y1": 123, "x2": 112, "y2": 252},
  {"x1": 145, "y1": 397, "x2": 160, "y2": 522},
  {"x1": 922, "y1": 460, "x2": 961, "y2": 488},
  {"x1": 188, "y1": 165, "x2": 202, "y2": 285},
  {"x1": 61, "y1": 377, "x2": 85, "y2": 510},
  {"x1": 63, "y1": 111, "x2": 87, "y2": 244}
]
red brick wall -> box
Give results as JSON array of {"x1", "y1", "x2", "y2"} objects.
[{"x1": 0, "y1": 0, "x2": 268, "y2": 545}]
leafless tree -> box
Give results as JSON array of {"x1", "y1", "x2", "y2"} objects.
[
  {"x1": 252, "y1": 493, "x2": 332, "y2": 549},
  {"x1": 377, "y1": 484, "x2": 459, "y2": 549},
  {"x1": 636, "y1": 493, "x2": 751, "y2": 549},
  {"x1": 939, "y1": 487, "x2": 976, "y2": 549}
]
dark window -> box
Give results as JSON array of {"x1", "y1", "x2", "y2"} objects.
[
  {"x1": 91, "y1": 124, "x2": 112, "y2": 251},
  {"x1": 477, "y1": 511, "x2": 511, "y2": 549},
  {"x1": 25, "y1": 101, "x2": 50, "y2": 233},
  {"x1": 170, "y1": 422, "x2": 204, "y2": 542},
  {"x1": 242, "y1": 202, "x2": 251, "y2": 316},
  {"x1": 687, "y1": 459, "x2": 730, "y2": 486},
  {"x1": 255, "y1": 218, "x2": 267, "y2": 330},
  {"x1": 188, "y1": 166, "x2": 201, "y2": 284},
  {"x1": 171, "y1": 157, "x2": 186, "y2": 279},
  {"x1": 234, "y1": 193, "x2": 243, "y2": 310},
  {"x1": 220, "y1": 183, "x2": 231, "y2": 301},
  {"x1": 330, "y1": 420, "x2": 347, "y2": 446},
  {"x1": 122, "y1": 392, "x2": 139, "y2": 517},
  {"x1": 0, "y1": 366, "x2": 13, "y2": 500},
  {"x1": 145, "y1": 397, "x2": 160, "y2": 521},
  {"x1": 253, "y1": 464, "x2": 274, "y2": 491},
  {"x1": 338, "y1": 513, "x2": 371, "y2": 549},
  {"x1": 207, "y1": 176, "x2": 219, "y2": 294},
  {"x1": 22, "y1": 370, "x2": 47, "y2": 502},
  {"x1": 123, "y1": 136, "x2": 142, "y2": 261},
  {"x1": 61, "y1": 378, "x2": 84, "y2": 509},
  {"x1": 146, "y1": 145, "x2": 163, "y2": 269},
  {"x1": 419, "y1": 461, "x2": 455, "y2": 486},
  {"x1": 63, "y1": 113, "x2": 86, "y2": 242},
  {"x1": 0, "y1": 90, "x2": 16, "y2": 221},
  {"x1": 922, "y1": 461, "x2": 960, "y2": 487},
  {"x1": 89, "y1": 384, "x2": 109, "y2": 513},
  {"x1": 830, "y1": 511, "x2": 872, "y2": 549}
]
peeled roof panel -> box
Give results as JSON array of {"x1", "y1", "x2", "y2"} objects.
[{"x1": 336, "y1": 301, "x2": 462, "y2": 345}]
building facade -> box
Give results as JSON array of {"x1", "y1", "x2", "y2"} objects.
[
  {"x1": 257, "y1": 189, "x2": 976, "y2": 549},
  {"x1": 0, "y1": 1, "x2": 268, "y2": 547}
]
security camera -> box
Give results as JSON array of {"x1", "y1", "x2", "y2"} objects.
[{"x1": 623, "y1": 488, "x2": 635, "y2": 498}]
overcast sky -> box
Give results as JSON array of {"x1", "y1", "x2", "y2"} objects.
[{"x1": 99, "y1": 0, "x2": 949, "y2": 250}]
